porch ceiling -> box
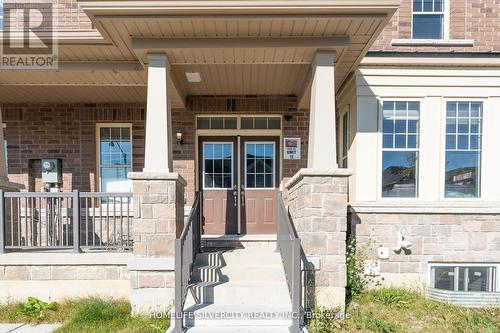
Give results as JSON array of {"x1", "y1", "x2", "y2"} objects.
[{"x1": 0, "y1": 1, "x2": 398, "y2": 107}]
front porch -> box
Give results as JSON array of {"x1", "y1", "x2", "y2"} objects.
[{"x1": 0, "y1": 1, "x2": 399, "y2": 331}]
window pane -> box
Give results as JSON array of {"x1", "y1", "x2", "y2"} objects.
[
  {"x1": 245, "y1": 142, "x2": 275, "y2": 189},
  {"x1": 101, "y1": 167, "x2": 131, "y2": 192},
  {"x1": 423, "y1": 0, "x2": 433, "y2": 11},
  {"x1": 445, "y1": 102, "x2": 483, "y2": 198},
  {"x1": 434, "y1": 267, "x2": 455, "y2": 291},
  {"x1": 99, "y1": 127, "x2": 132, "y2": 192},
  {"x1": 382, "y1": 151, "x2": 418, "y2": 198},
  {"x1": 211, "y1": 117, "x2": 224, "y2": 129},
  {"x1": 412, "y1": 14, "x2": 443, "y2": 39},
  {"x1": 467, "y1": 267, "x2": 493, "y2": 292},
  {"x1": 224, "y1": 117, "x2": 237, "y2": 129},
  {"x1": 268, "y1": 117, "x2": 281, "y2": 129},
  {"x1": 197, "y1": 117, "x2": 210, "y2": 129},
  {"x1": 255, "y1": 118, "x2": 267, "y2": 129},
  {"x1": 241, "y1": 117, "x2": 253, "y2": 129},
  {"x1": 434, "y1": 0, "x2": 443, "y2": 11},
  {"x1": 413, "y1": 0, "x2": 422, "y2": 12},
  {"x1": 445, "y1": 151, "x2": 480, "y2": 198},
  {"x1": 203, "y1": 142, "x2": 232, "y2": 189},
  {"x1": 383, "y1": 134, "x2": 393, "y2": 149}
]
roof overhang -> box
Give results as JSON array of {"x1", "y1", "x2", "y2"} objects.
[{"x1": 0, "y1": 1, "x2": 399, "y2": 106}]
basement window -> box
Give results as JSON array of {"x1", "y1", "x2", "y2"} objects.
[{"x1": 431, "y1": 264, "x2": 497, "y2": 292}]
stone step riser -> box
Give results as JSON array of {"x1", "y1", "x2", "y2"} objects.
[
  {"x1": 185, "y1": 285, "x2": 291, "y2": 306},
  {"x1": 185, "y1": 318, "x2": 293, "y2": 327},
  {"x1": 195, "y1": 253, "x2": 282, "y2": 267},
  {"x1": 202, "y1": 240, "x2": 276, "y2": 250},
  {"x1": 191, "y1": 267, "x2": 286, "y2": 283}
]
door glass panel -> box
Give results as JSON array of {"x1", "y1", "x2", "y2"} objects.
[
  {"x1": 245, "y1": 142, "x2": 275, "y2": 188},
  {"x1": 203, "y1": 143, "x2": 233, "y2": 189}
]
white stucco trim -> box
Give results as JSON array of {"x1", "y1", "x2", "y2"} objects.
[{"x1": 350, "y1": 202, "x2": 500, "y2": 214}]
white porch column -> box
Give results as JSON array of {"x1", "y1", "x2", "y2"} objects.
[
  {"x1": 144, "y1": 53, "x2": 173, "y2": 173},
  {"x1": 308, "y1": 51, "x2": 338, "y2": 169}
]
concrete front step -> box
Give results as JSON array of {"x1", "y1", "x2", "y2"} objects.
[
  {"x1": 185, "y1": 281, "x2": 291, "y2": 306},
  {"x1": 185, "y1": 326, "x2": 294, "y2": 333},
  {"x1": 191, "y1": 264, "x2": 287, "y2": 283},
  {"x1": 195, "y1": 249, "x2": 283, "y2": 267},
  {"x1": 184, "y1": 303, "x2": 293, "y2": 327},
  {"x1": 201, "y1": 234, "x2": 277, "y2": 249}
]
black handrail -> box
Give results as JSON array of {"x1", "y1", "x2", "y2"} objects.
[
  {"x1": 173, "y1": 192, "x2": 201, "y2": 333},
  {"x1": 276, "y1": 192, "x2": 302, "y2": 332}
]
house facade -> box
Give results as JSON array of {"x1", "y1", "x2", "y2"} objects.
[{"x1": 0, "y1": 0, "x2": 499, "y2": 331}]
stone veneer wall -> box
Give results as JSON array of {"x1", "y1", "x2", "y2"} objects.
[
  {"x1": 285, "y1": 170, "x2": 350, "y2": 310},
  {"x1": 0, "y1": 263, "x2": 130, "y2": 302},
  {"x1": 350, "y1": 211, "x2": 500, "y2": 288}
]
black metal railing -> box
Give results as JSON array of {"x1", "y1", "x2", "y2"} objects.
[
  {"x1": 0, "y1": 190, "x2": 133, "y2": 253},
  {"x1": 277, "y1": 192, "x2": 302, "y2": 332},
  {"x1": 173, "y1": 192, "x2": 201, "y2": 333}
]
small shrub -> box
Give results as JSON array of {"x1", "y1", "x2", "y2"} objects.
[
  {"x1": 19, "y1": 297, "x2": 57, "y2": 321},
  {"x1": 346, "y1": 238, "x2": 381, "y2": 301}
]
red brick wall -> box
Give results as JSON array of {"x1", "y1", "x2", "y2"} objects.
[
  {"x1": 2, "y1": 104, "x2": 145, "y2": 192},
  {"x1": 1, "y1": 98, "x2": 309, "y2": 207},
  {"x1": 6, "y1": 0, "x2": 93, "y2": 31},
  {"x1": 372, "y1": 0, "x2": 500, "y2": 52}
]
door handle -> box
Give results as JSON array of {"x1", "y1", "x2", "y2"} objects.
[
  {"x1": 240, "y1": 185, "x2": 245, "y2": 207},
  {"x1": 232, "y1": 185, "x2": 238, "y2": 207}
]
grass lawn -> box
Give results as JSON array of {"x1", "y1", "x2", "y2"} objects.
[
  {"x1": 0, "y1": 297, "x2": 169, "y2": 333},
  {"x1": 307, "y1": 288, "x2": 500, "y2": 333}
]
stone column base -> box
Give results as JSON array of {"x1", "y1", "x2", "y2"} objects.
[
  {"x1": 285, "y1": 168, "x2": 351, "y2": 311},
  {"x1": 128, "y1": 172, "x2": 186, "y2": 315},
  {"x1": 128, "y1": 258, "x2": 175, "y2": 315}
]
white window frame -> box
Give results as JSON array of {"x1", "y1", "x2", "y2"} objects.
[
  {"x1": 96, "y1": 123, "x2": 133, "y2": 193},
  {"x1": 440, "y1": 99, "x2": 485, "y2": 201},
  {"x1": 428, "y1": 263, "x2": 498, "y2": 293},
  {"x1": 202, "y1": 141, "x2": 234, "y2": 190},
  {"x1": 411, "y1": 0, "x2": 450, "y2": 40},
  {"x1": 244, "y1": 141, "x2": 276, "y2": 189},
  {"x1": 378, "y1": 99, "x2": 421, "y2": 200}
]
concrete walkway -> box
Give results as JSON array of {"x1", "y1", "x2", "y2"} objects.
[{"x1": 0, "y1": 324, "x2": 61, "y2": 333}]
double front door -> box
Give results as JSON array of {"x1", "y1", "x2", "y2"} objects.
[{"x1": 199, "y1": 136, "x2": 279, "y2": 235}]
